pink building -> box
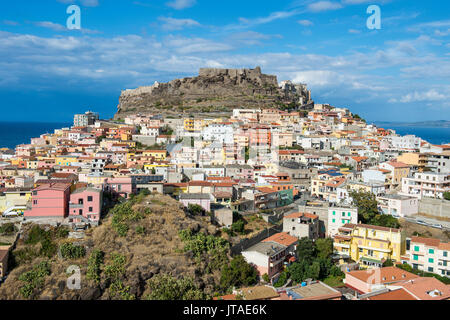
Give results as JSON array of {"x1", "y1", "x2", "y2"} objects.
[
  {"x1": 25, "y1": 182, "x2": 71, "y2": 219},
  {"x1": 179, "y1": 193, "x2": 211, "y2": 212},
  {"x1": 69, "y1": 187, "x2": 103, "y2": 224},
  {"x1": 241, "y1": 241, "x2": 287, "y2": 280},
  {"x1": 103, "y1": 177, "x2": 134, "y2": 199}
]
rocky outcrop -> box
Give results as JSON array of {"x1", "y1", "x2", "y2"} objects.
[{"x1": 116, "y1": 67, "x2": 312, "y2": 117}]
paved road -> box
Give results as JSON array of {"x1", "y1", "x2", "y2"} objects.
[{"x1": 404, "y1": 216, "x2": 450, "y2": 231}]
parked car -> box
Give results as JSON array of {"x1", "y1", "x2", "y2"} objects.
[
  {"x1": 432, "y1": 224, "x2": 443, "y2": 229},
  {"x1": 416, "y1": 220, "x2": 428, "y2": 226}
]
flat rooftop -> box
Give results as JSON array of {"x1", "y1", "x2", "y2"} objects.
[{"x1": 287, "y1": 282, "x2": 341, "y2": 300}]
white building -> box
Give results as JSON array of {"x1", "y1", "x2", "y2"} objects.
[
  {"x1": 327, "y1": 206, "x2": 358, "y2": 237},
  {"x1": 377, "y1": 194, "x2": 419, "y2": 217},
  {"x1": 401, "y1": 172, "x2": 450, "y2": 199},
  {"x1": 389, "y1": 135, "x2": 421, "y2": 151},
  {"x1": 202, "y1": 123, "x2": 234, "y2": 144},
  {"x1": 402, "y1": 237, "x2": 450, "y2": 277}
]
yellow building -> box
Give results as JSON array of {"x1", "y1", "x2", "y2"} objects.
[
  {"x1": 397, "y1": 153, "x2": 427, "y2": 172},
  {"x1": 0, "y1": 189, "x2": 32, "y2": 214},
  {"x1": 333, "y1": 223, "x2": 406, "y2": 269},
  {"x1": 142, "y1": 150, "x2": 167, "y2": 161},
  {"x1": 184, "y1": 118, "x2": 204, "y2": 132},
  {"x1": 56, "y1": 155, "x2": 79, "y2": 166}
]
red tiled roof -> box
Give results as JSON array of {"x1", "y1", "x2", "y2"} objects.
[
  {"x1": 262, "y1": 232, "x2": 298, "y2": 247},
  {"x1": 284, "y1": 212, "x2": 318, "y2": 220}
]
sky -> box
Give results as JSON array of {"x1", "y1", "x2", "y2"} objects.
[{"x1": 1, "y1": 0, "x2": 449, "y2": 123}]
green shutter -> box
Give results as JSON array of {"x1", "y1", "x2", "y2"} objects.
[
  {"x1": 413, "y1": 255, "x2": 418, "y2": 261},
  {"x1": 428, "y1": 258, "x2": 434, "y2": 263},
  {"x1": 414, "y1": 246, "x2": 420, "y2": 251},
  {"x1": 429, "y1": 249, "x2": 434, "y2": 254}
]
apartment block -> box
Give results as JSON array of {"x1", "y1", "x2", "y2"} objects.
[
  {"x1": 333, "y1": 223, "x2": 406, "y2": 268},
  {"x1": 327, "y1": 206, "x2": 358, "y2": 237},
  {"x1": 401, "y1": 172, "x2": 450, "y2": 199},
  {"x1": 402, "y1": 237, "x2": 450, "y2": 277}
]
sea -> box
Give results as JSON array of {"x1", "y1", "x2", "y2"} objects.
[
  {"x1": 373, "y1": 124, "x2": 450, "y2": 145},
  {"x1": 0, "y1": 122, "x2": 71, "y2": 149}
]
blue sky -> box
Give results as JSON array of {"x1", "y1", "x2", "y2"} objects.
[{"x1": 1, "y1": 0, "x2": 449, "y2": 122}]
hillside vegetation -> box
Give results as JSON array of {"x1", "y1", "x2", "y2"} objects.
[{"x1": 0, "y1": 193, "x2": 249, "y2": 300}]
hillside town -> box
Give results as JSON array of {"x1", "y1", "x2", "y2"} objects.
[{"x1": 0, "y1": 105, "x2": 449, "y2": 301}]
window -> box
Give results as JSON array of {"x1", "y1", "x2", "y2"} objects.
[
  {"x1": 428, "y1": 258, "x2": 434, "y2": 263},
  {"x1": 342, "y1": 220, "x2": 345, "y2": 224},
  {"x1": 429, "y1": 249, "x2": 434, "y2": 254},
  {"x1": 413, "y1": 255, "x2": 418, "y2": 261},
  {"x1": 88, "y1": 196, "x2": 93, "y2": 202},
  {"x1": 333, "y1": 211, "x2": 336, "y2": 215},
  {"x1": 428, "y1": 267, "x2": 434, "y2": 272},
  {"x1": 342, "y1": 212, "x2": 345, "y2": 217},
  {"x1": 348, "y1": 212, "x2": 351, "y2": 217},
  {"x1": 414, "y1": 246, "x2": 420, "y2": 252},
  {"x1": 33, "y1": 191, "x2": 37, "y2": 196},
  {"x1": 332, "y1": 219, "x2": 336, "y2": 223},
  {"x1": 78, "y1": 199, "x2": 83, "y2": 205},
  {"x1": 89, "y1": 207, "x2": 93, "y2": 212},
  {"x1": 33, "y1": 200, "x2": 38, "y2": 205},
  {"x1": 444, "y1": 251, "x2": 448, "y2": 257}
]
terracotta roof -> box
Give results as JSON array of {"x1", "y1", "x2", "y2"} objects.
[
  {"x1": 351, "y1": 156, "x2": 368, "y2": 162},
  {"x1": 411, "y1": 236, "x2": 442, "y2": 248},
  {"x1": 262, "y1": 232, "x2": 298, "y2": 247},
  {"x1": 387, "y1": 161, "x2": 410, "y2": 168},
  {"x1": 346, "y1": 267, "x2": 419, "y2": 285},
  {"x1": 284, "y1": 212, "x2": 319, "y2": 220},
  {"x1": 367, "y1": 288, "x2": 417, "y2": 300},
  {"x1": 399, "y1": 277, "x2": 450, "y2": 300}
]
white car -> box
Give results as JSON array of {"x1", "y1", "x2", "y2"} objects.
[
  {"x1": 432, "y1": 224, "x2": 443, "y2": 229},
  {"x1": 416, "y1": 220, "x2": 428, "y2": 226}
]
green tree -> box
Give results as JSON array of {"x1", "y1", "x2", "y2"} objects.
[
  {"x1": 371, "y1": 214, "x2": 400, "y2": 229},
  {"x1": 350, "y1": 190, "x2": 378, "y2": 223},
  {"x1": 220, "y1": 255, "x2": 258, "y2": 290},
  {"x1": 315, "y1": 238, "x2": 334, "y2": 260},
  {"x1": 444, "y1": 192, "x2": 450, "y2": 201},
  {"x1": 296, "y1": 237, "x2": 316, "y2": 264},
  {"x1": 383, "y1": 259, "x2": 394, "y2": 267},
  {"x1": 187, "y1": 204, "x2": 205, "y2": 216}
]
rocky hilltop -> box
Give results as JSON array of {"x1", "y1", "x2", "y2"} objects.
[{"x1": 116, "y1": 66, "x2": 312, "y2": 117}]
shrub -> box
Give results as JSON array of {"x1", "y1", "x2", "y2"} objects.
[
  {"x1": 25, "y1": 225, "x2": 50, "y2": 245},
  {"x1": 86, "y1": 249, "x2": 104, "y2": 283},
  {"x1": 146, "y1": 274, "x2": 206, "y2": 300},
  {"x1": 231, "y1": 220, "x2": 245, "y2": 234},
  {"x1": 18, "y1": 261, "x2": 51, "y2": 299},
  {"x1": 59, "y1": 243, "x2": 86, "y2": 260},
  {"x1": 135, "y1": 226, "x2": 146, "y2": 235},
  {"x1": 40, "y1": 238, "x2": 58, "y2": 258},
  {"x1": 0, "y1": 223, "x2": 17, "y2": 236}
]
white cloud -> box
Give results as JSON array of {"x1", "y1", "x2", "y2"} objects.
[
  {"x1": 298, "y1": 20, "x2": 314, "y2": 26},
  {"x1": 158, "y1": 17, "x2": 201, "y2": 31},
  {"x1": 393, "y1": 89, "x2": 447, "y2": 103},
  {"x1": 307, "y1": 1, "x2": 342, "y2": 13},
  {"x1": 57, "y1": 0, "x2": 99, "y2": 7},
  {"x1": 166, "y1": 0, "x2": 197, "y2": 10}
]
